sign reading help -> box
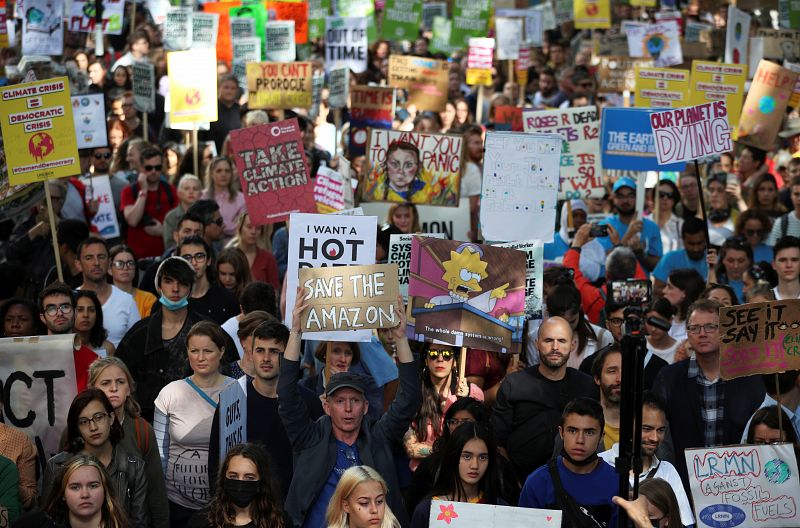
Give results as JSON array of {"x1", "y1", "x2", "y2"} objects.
[{"x1": 649, "y1": 101, "x2": 732, "y2": 165}]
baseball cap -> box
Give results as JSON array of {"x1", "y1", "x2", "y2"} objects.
[
  {"x1": 612, "y1": 177, "x2": 637, "y2": 193},
  {"x1": 325, "y1": 372, "x2": 367, "y2": 397}
]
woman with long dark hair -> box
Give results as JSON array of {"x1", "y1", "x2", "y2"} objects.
[
  {"x1": 638, "y1": 478, "x2": 684, "y2": 528},
  {"x1": 734, "y1": 208, "x2": 773, "y2": 265},
  {"x1": 662, "y1": 269, "x2": 706, "y2": 341},
  {"x1": 652, "y1": 180, "x2": 684, "y2": 253},
  {"x1": 74, "y1": 290, "x2": 115, "y2": 358}
]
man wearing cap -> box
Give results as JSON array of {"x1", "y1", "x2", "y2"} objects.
[
  {"x1": 596, "y1": 177, "x2": 663, "y2": 273},
  {"x1": 279, "y1": 292, "x2": 421, "y2": 528}
]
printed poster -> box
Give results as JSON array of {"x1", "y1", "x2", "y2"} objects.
[
  {"x1": 71, "y1": 94, "x2": 107, "y2": 149},
  {"x1": 422, "y1": 2, "x2": 447, "y2": 31},
  {"x1": 597, "y1": 57, "x2": 653, "y2": 93},
  {"x1": 167, "y1": 49, "x2": 218, "y2": 124},
  {"x1": 573, "y1": 0, "x2": 610, "y2": 29},
  {"x1": 756, "y1": 29, "x2": 800, "y2": 61},
  {"x1": 780, "y1": 0, "x2": 800, "y2": 29},
  {"x1": 408, "y1": 238, "x2": 526, "y2": 353},
  {"x1": 349, "y1": 85, "x2": 395, "y2": 157},
  {"x1": 389, "y1": 233, "x2": 446, "y2": 301},
  {"x1": 132, "y1": 62, "x2": 156, "y2": 113},
  {"x1": 725, "y1": 5, "x2": 751, "y2": 65},
  {"x1": 363, "y1": 129, "x2": 462, "y2": 206},
  {"x1": 737, "y1": 61, "x2": 798, "y2": 151},
  {"x1": 689, "y1": 61, "x2": 747, "y2": 129},
  {"x1": 388, "y1": 55, "x2": 449, "y2": 112},
  {"x1": 232, "y1": 38, "x2": 261, "y2": 89},
  {"x1": 22, "y1": 0, "x2": 63, "y2": 55},
  {"x1": 191, "y1": 12, "x2": 220, "y2": 49},
  {"x1": 634, "y1": 65, "x2": 690, "y2": 109},
  {"x1": 66, "y1": 0, "x2": 125, "y2": 35},
  {"x1": 495, "y1": 18, "x2": 522, "y2": 60},
  {"x1": 450, "y1": 0, "x2": 490, "y2": 49},
  {"x1": 649, "y1": 102, "x2": 732, "y2": 165},
  {"x1": 267, "y1": 1, "x2": 309, "y2": 45},
  {"x1": 230, "y1": 4, "x2": 267, "y2": 58},
  {"x1": 626, "y1": 21, "x2": 683, "y2": 67},
  {"x1": 466, "y1": 38, "x2": 494, "y2": 86},
  {"x1": 522, "y1": 106, "x2": 603, "y2": 200},
  {"x1": 82, "y1": 175, "x2": 121, "y2": 238},
  {"x1": 265, "y1": 20, "x2": 296, "y2": 62},
  {"x1": 493, "y1": 240, "x2": 544, "y2": 320},
  {"x1": 381, "y1": 0, "x2": 422, "y2": 41},
  {"x1": 325, "y1": 16, "x2": 368, "y2": 74},
  {"x1": 308, "y1": 0, "x2": 330, "y2": 39},
  {"x1": 228, "y1": 118, "x2": 316, "y2": 225},
  {"x1": 314, "y1": 165, "x2": 350, "y2": 213},
  {"x1": 246, "y1": 61, "x2": 313, "y2": 109},
  {"x1": 600, "y1": 107, "x2": 687, "y2": 172},
  {"x1": 201, "y1": 2, "x2": 234, "y2": 64},
  {"x1": 336, "y1": 0, "x2": 377, "y2": 42},
  {"x1": 0, "y1": 77, "x2": 81, "y2": 185},
  {"x1": 164, "y1": 7, "x2": 193, "y2": 50}
]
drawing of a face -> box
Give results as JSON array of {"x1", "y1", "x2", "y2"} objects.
[
  {"x1": 441, "y1": 247, "x2": 489, "y2": 297},
  {"x1": 386, "y1": 148, "x2": 419, "y2": 192}
]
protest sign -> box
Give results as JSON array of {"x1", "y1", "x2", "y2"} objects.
[
  {"x1": 363, "y1": 130, "x2": 462, "y2": 206},
  {"x1": 480, "y1": 132, "x2": 561, "y2": 242},
  {"x1": 381, "y1": 0, "x2": 422, "y2": 40},
  {"x1": 450, "y1": 0, "x2": 490, "y2": 49},
  {"x1": 389, "y1": 234, "x2": 446, "y2": 301},
  {"x1": 422, "y1": 2, "x2": 447, "y2": 30},
  {"x1": 168, "y1": 49, "x2": 218, "y2": 124},
  {"x1": 218, "y1": 381, "x2": 247, "y2": 460},
  {"x1": 349, "y1": 86, "x2": 394, "y2": 157},
  {"x1": 337, "y1": 0, "x2": 377, "y2": 42},
  {"x1": 494, "y1": 107, "x2": 523, "y2": 132},
  {"x1": 232, "y1": 38, "x2": 261, "y2": 88},
  {"x1": 573, "y1": 0, "x2": 610, "y2": 29},
  {"x1": 228, "y1": 119, "x2": 315, "y2": 225},
  {"x1": 71, "y1": 94, "x2": 107, "y2": 149},
  {"x1": 22, "y1": 0, "x2": 63, "y2": 55},
  {"x1": 430, "y1": 17, "x2": 458, "y2": 56},
  {"x1": 298, "y1": 264, "x2": 399, "y2": 332},
  {"x1": 230, "y1": 4, "x2": 267, "y2": 58},
  {"x1": 81, "y1": 175, "x2": 120, "y2": 238},
  {"x1": 598, "y1": 57, "x2": 653, "y2": 93},
  {"x1": 246, "y1": 62, "x2": 313, "y2": 109},
  {"x1": 757, "y1": 29, "x2": 800, "y2": 61},
  {"x1": 0, "y1": 334, "x2": 78, "y2": 477},
  {"x1": 165, "y1": 7, "x2": 193, "y2": 50},
  {"x1": 309, "y1": 70, "x2": 325, "y2": 120},
  {"x1": 0, "y1": 77, "x2": 80, "y2": 185},
  {"x1": 719, "y1": 299, "x2": 800, "y2": 379},
  {"x1": 328, "y1": 66, "x2": 349, "y2": 109},
  {"x1": 408, "y1": 238, "x2": 526, "y2": 353},
  {"x1": 689, "y1": 61, "x2": 747, "y2": 129},
  {"x1": 493, "y1": 240, "x2": 544, "y2": 320},
  {"x1": 0, "y1": 9, "x2": 7, "y2": 49},
  {"x1": 495, "y1": 18, "x2": 522, "y2": 60},
  {"x1": 786, "y1": 61, "x2": 800, "y2": 108},
  {"x1": 684, "y1": 444, "x2": 800, "y2": 528},
  {"x1": 523, "y1": 106, "x2": 603, "y2": 200},
  {"x1": 466, "y1": 38, "x2": 494, "y2": 86},
  {"x1": 265, "y1": 21, "x2": 296, "y2": 62},
  {"x1": 314, "y1": 165, "x2": 348, "y2": 213},
  {"x1": 555, "y1": 0, "x2": 574, "y2": 24},
  {"x1": 146, "y1": 0, "x2": 169, "y2": 25},
  {"x1": 725, "y1": 5, "x2": 750, "y2": 65},
  {"x1": 132, "y1": 62, "x2": 156, "y2": 113},
  {"x1": 780, "y1": 0, "x2": 800, "y2": 29},
  {"x1": 626, "y1": 21, "x2": 682, "y2": 67},
  {"x1": 517, "y1": 47, "x2": 532, "y2": 84},
  {"x1": 649, "y1": 102, "x2": 731, "y2": 165},
  {"x1": 308, "y1": 0, "x2": 330, "y2": 39},
  {"x1": 601, "y1": 108, "x2": 687, "y2": 172},
  {"x1": 429, "y1": 500, "x2": 561, "y2": 527},
  {"x1": 285, "y1": 212, "x2": 377, "y2": 342},
  {"x1": 230, "y1": 15, "x2": 256, "y2": 40},
  {"x1": 361, "y1": 200, "x2": 471, "y2": 241},
  {"x1": 200, "y1": 3, "x2": 233, "y2": 63},
  {"x1": 634, "y1": 65, "x2": 690, "y2": 108},
  {"x1": 191, "y1": 12, "x2": 220, "y2": 49},
  {"x1": 737, "y1": 61, "x2": 799, "y2": 151},
  {"x1": 388, "y1": 55, "x2": 450, "y2": 112},
  {"x1": 67, "y1": 0, "x2": 125, "y2": 34},
  {"x1": 268, "y1": 1, "x2": 309, "y2": 45},
  {"x1": 325, "y1": 17, "x2": 367, "y2": 74}
]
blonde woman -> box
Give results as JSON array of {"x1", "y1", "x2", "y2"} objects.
[
  {"x1": 326, "y1": 466, "x2": 401, "y2": 528},
  {"x1": 202, "y1": 156, "x2": 245, "y2": 241},
  {"x1": 226, "y1": 212, "x2": 279, "y2": 289}
]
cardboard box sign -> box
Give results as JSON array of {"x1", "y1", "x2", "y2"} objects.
[{"x1": 299, "y1": 264, "x2": 400, "y2": 332}]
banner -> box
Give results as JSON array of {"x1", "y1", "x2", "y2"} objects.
[
  {"x1": 428, "y1": 501, "x2": 561, "y2": 527},
  {"x1": 573, "y1": 0, "x2": 610, "y2": 29},
  {"x1": 246, "y1": 61, "x2": 313, "y2": 109},
  {"x1": 349, "y1": 86, "x2": 394, "y2": 157},
  {"x1": 685, "y1": 444, "x2": 800, "y2": 528},
  {"x1": 22, "y1": 0, "x2": 63, "y2": 55},
  {"x1": 689, "y1": 61, "x2": 747, "y2": 129},
  {"x1": 522, "y1": 106, "x2": 603, "y2": 200},
  {"x1": 601, "y1": 108, "x2": 687, "y2": 172},
  {"x1": 725, "y1": 5, "x2": 750, "y2": 65},
  {"x1": 67, "y1": 0, "x2": 125, "y2": 34},
  {"x1": 480, "y1": 132, "x2": 561, "y2": 242},
  {"x1": 737, "y1": 61, "x2": 798, "y2": 151},
  {"x1": 495, "y1": 18, "x2": 522, "y2": 60},
  {"x1": 597, "y1": 57, "x2": 653, "y2": 93},
  {"x1": 649, "y1": 102, "x2": 731, "y2": 165},
  {"x1": 0, "y1": 77, "x2": 81, "y2": 185},
  {"x1": 308, "y1": 0, "x2": 330, "y2": 39},
  {"x1": 168, "y1": 49, "x2": 218, "y2": 124},
  {"x1": 0, "y1": 335, "x2": 78, "y2": 477},
  {"x1": 325, "y1": 17, "x2": 368, "y2": 74},
  {"x1": 265, "y1": 20, "x2": 296, "y2": 62},
  {"x1": 71, "y1": 94, "x2": 107, "y2": 149},
  {"x1": 626, "y1": 21, "x2": 682, "y2": 67},
  {"x1": 387, "y1": 55, "x2": 449, "y2": 112},
  {"x1": 466, "y1": 38, "x2": 495, "y2": 86},
  {"x1": 298, "y1": 264, "x2": 400, "y2": 332},
  {"x1": 634, "y1": 65, "x2": 690, "y2": 108},
  {"x1": 408, "y1": 238, "x2": 526, "y2": 354},
  {"x1": 267, "y1": 1, "x2": 309, "y2": 45},
  {"x1": 450, "y1": 0, "x2": 490, "y2": 49},
  {"x1": 132, "y1": 62, "x2": 156, "y2": 113},
  {"x1": 191, "y1": 12, "x2": 220, "y2": 49},
  {"x1": 228, "y1": 119, "x2": 315, "y2": 225},
  {"x1": 381, "y1": 0, "x2": 422, "y2": 41},
  {"x1": 363, "y1": 129, "x2": 462, "y2": 206},
  {"x1": 389, "y1": 233, "x2": 446, "y2": 300},
  {"x1": 218, "y1": 381, "x2": 247, "y2": 460},
  {"x1": 82, "y1": 175, "x2": 121, "y2": 238},
  {"x1": 165, "y1": 7, "x2": 193, "y2": 50},
  {"x1": 285, "y1": 212, "x2": 377, "y2": 342},
  {"x1": 492, "y1": 240, "x2": 543, "y2": 320}
]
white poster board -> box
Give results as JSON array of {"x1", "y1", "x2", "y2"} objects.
[
  {"x1": 325, "y1": 16, "x2": 368, "y2": 73},
  {"x1": 22, "y1": 0, "x2": 63, "y2": 55},
  {"x1": 359, "y1": 199, "x2": 472, "y2": 242},
  {"x1": 625, "y1": 20, "x2": 683, "y2": 67},
  {"x1": 725, "y1": 5, "x2": 751, "y2": 66},
  {"x1": 191, "y1": 12, "x2": 220, "y2": 50},
  {"x1": 429, "y1": 500, "x2": 561, "y2": 528},
  {"x1": 164, "y1": 7, "x2": 193, "y2": 51},
  {"x1": 71, "y1": 94, "x2": 108, "y2": 149},
  {"x1": 66, "y1": 0, "x2": 126, "y2": 35},
  {"x1": 389, "y1": 233, "x2": 446, "y2": 301},
  {"x1": 265, "y1": 20, "x2": 296, "y2": 62},
  {"x1": 493, "y1": 240, "x2": 544, "y2": 319},
  {"x1": 82, "y1": 175, "x2": 121, "y2": 239},
  {"x1": 495, "y1": 17, "x2": 523, "y2": 60},
  {"x1": 132, "y1": 62, "x2": 156, "y2": 114},
  {"x1": 218, "y1": 380, "x2": 247, "y2": 461},
  {"x1": 328, "y1": 66, "x2": 350, "y2": 109}
]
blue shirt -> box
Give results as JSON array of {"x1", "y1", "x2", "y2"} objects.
[
  {"x1": 597, "y1": 215, "x2": 663, "y2": 258},
  {"x1": 753, "y1": 243, "x2": 773, "y2": 264},
  {"x1": 652, "y1": 249, "x2": 708, "y2": 283},
  {"x1": 302, "y1": 441, "x2": 362, "y2": 528}
]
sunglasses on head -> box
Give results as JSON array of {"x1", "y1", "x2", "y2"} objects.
[{"x1": 427, "y1": 349, "x2": 454, "y2": 360}]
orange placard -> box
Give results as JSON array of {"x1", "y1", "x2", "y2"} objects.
[
  {"x1": 203, "y1": 1, "x2": 241, "y2": 65},
  {"x1": 267, "y1": 1, "x2": 308, "y2": 44}
]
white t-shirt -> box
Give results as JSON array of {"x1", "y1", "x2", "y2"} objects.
[
  {"x1": 772, "y1": 286, "x2": 800, "y2": 300},
  {"x1": 460, "y1": 161, "x2": 482, "y2": 197},
  {"x1": 647, "y1": 338, "x2": 680, "y2": 364},
  {"x1": 99, "y1": 285, "x2": 141, "y2": 347}
]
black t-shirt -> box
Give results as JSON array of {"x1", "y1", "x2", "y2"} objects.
[{"x1": 190, "y1": 282, "x2": 241, "y2": 325}]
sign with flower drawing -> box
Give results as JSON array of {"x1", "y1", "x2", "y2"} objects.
[{"x1": 429, "y1": 500, "x2": 561, "y2": 526}]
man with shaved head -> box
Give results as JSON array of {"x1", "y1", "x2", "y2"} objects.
[{"x1": 493, "y1": 316, "x2": 600, "y2": 480}]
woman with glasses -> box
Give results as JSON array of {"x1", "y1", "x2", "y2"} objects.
[
  {"x1": 645, "y1": 299, "x2": 678, "y2": 364},
  {"x1": 176, "y1": 235, "x2": 240, "y2": 325},
  {"x1": 108, "y1": 244, "x2": 157, "y2": 318},
  {"x1": 74, "y1": 290, "x2": 116, "y2": 358},
  {"x1": 42, "y1": 388, "x2": 150, "y2": 527},
  {"x1": 734, "y1": 209, "x2": 774, "y2": 265},
  {"x1": 403, "y1": 345, "x2": 484, "y2": 471},
  {"x1": 707, "y1": 239, "x2": 753, "y2": 302},
  {"x1": 653, "y1": 180, "x2": 684, "y2": 253},
  {"x1": 746, "y1": 406, "x2": 799, "y2": 448},
  {"x1": 202, "y1": 157, "x2": 245, "y2": 243}
]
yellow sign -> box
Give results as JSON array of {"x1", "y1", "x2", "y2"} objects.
[
  {"x1": 634, "y1": 66, "x2": 690, "y2": 109},
  {"x1": 466, "y1": 69, "x2": 492, "y2": 86},
  {"x1": 689, "y1": 61, "x2": 747, "y2": 129},
  {"x1": 246, "y1": 61, "x2": 313, "y2": 109},
  {"x1": 0, "y1": 77, "x2": 80, "y2": 185},
  {"x1": 167, "y1": 49, "x2": 218, "y2": 124},
  {"x1": 574, "y1": 0, "x2": 610, "y2": 29}
]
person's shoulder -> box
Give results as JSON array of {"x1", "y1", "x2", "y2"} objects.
[
  {"x1": 565, "y1": 367, "x2": 595, "y2": 385},
  {"x1": 523, "y1": 461, "x2": 553, "y2": 488}
]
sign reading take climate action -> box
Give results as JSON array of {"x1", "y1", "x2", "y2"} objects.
[
  {"x1": 649, "y1": 101, "x2": 732, "y2": 165},
  {"x1": 246, "y1": 61, "x2": 313, "y2": 109},
  {"x1": 0, "y1": 77, "x2": 81, "y2": 185}
]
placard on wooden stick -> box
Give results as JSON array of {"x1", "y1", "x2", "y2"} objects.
[{"x1": 299, "y1": 264, "x2": 400, "y2": 332}]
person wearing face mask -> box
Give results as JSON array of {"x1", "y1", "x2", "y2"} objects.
[{"x1": 116, "y1": 257, "x2": 239, "y2": 423}]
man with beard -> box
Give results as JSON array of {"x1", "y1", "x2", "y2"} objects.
[
  {"x1": 493, "y1": 317, "x2": 599, "y2": 481},
  {"x1": 591, "y1": 347, "x2": 622, "y2": 451},
  {"x1": 596, "y1": 177, "x2": 663, "y2": 273},
  {"x1": 652, "y1": 217, "x2": 709, "y2": 297},
  {"x1": 600, "y1": 392, "x2": 696, "y2": 527}
]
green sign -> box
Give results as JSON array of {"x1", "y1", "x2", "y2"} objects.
[
  {"x1": 308, "y1": 0, "x2": 330, "y2": 39},
  {"x1": 429, "y1": 16, "x2": 458, "y2": 55},
  {"x1": 337, "y1": 0, "x2": 377, "y2": 42},
  {"x1": 230, "y1": 4, "x2": 268, "y2": 59},
  {"x1": 450, "y1": 0, "x2": 489, "y2": 50},
  {"x1": 381, "y1": 0, "x2": 422, "y2": 41}
]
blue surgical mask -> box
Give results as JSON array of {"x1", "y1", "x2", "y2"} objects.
[{"x1": 159, "y1": 294, "x2": 189, "y2": 311}]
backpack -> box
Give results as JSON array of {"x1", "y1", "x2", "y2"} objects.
[{"x1": 133, "y1": 416, "x2": 151, "y2": 455}]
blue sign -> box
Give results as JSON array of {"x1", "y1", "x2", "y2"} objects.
[{"x1": 600, "y1": 108, "x2": 686, "y2": 172}]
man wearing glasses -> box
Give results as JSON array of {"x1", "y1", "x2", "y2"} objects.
[
  {"x1": 37, "y1": 282, "x2": 99, "y2": 392},
  {"x1": 652, "y1": 299, "x2": 765, "y2": 492},
  {"x1": 120, "y1": 146, "x2": 177, "y2": 259}
]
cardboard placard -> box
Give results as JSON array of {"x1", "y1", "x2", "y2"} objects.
[
  {"x1": 725, "y1": 5, "x2": 750, "y2": 65},
  {"x1": 132, "y1": 62, "x2": 156, "y2": 114},
  {"x1": 408, "y1": 238, "x2": 526, "y2": 354},
  {"x1": 689, "y1": 61, "x2": 747, "y2": 129},
  {"x1": 348, "y1": 85, "x2": 395, "y2": 157},
  {"x1": 381, "y1": 0, "x2": 422, "y2": 40},
  {"x1": 496, "y1": 18, "x2": 523, "y2": 60},
  {"x1": 466, "y1": 38, "x2": 495, "y2": 86},
  {"x1": 737, "y1": 61, "x2": 798, "y2": 151},
  {"x1": 363, "y1": 129, "x2": 462, "y2": 206},
  {"x1": 719, "y1": 299, "x2": 800, "y2": 379},
  {"x1": 634, "y1": 65, "x2": 690, "y2": 109},
  {"x1": 597, "y1": 56, "x2": 653, "y2": 93},
  {"x1": 492, "y1": 240, "x2": 544, "y2": 320},
  {"x1": 450, "y1": 0, "x2": 490, "y2": 49},
  {"x1": 522, "y1": 106, "x2": 603, "y2": 200},
  {"x1": 429, "y1": 501, "x2": 561, "y2": 527},
  {"x1": 268, "y1": 1, "x2": 309, "y2": 45},
  {"x1": 246, "y1": 61, "x2": 313, "y2": 109},
  {"x1": 387, "y1": 55, "x2": 450, "y2": 112},
  {"x1": 314, "y1": 165, "x2": 350, "y2": 213},
  {"x1": 600, "y1": 107, "x2": 687, "y2": 172},
  {"x1": 167, "y1": 49, "x2": 218, "y2": 124},
  {"x1": 389, "y1": 233, "x2": 446, "y2": 301},
  {"x1": 626, "y1": 21, "x2": 682, "y2": 67},
  {"x1": 67, "y1": 0, "x2": 125, "y2": 35},
  {"x1": 22, "y1": 0, "x2": 63, "y2": 55},
  {"x1": 756, "y1": 29, "x2": 800, "y2": 61},
  {"x1": 71, "y1": 94, "x2": 108, "y2": 149},
  {"x1": 228, "y1": 119, "x2": 316, "y2": 225},
  {"x1": 573, "y1": 0, "x2": 610, "y2": 29},
  {"x1": 218, "y1": 381, "x2": 247, "y2": 460},
  {"x1": 325, "y1": 16, "x2": 368, "y2": 74},
  {"x1": 298, "y1": 264, "x2": 400, "y2": 332},
  {"x1": 265, "y1": 20, "x2": 296, "y2": 62},
  {"x1": 649, "y1": 102, "x2": 732, "y2": 165},
  {"x1": 0, "y1": 77, "x2": 80, "y2": 185},
  {"x1": 480, "y1": 132, "x2": 561, "y2": 242},
  {"x1": 82, "y1": 175, "x2": 120, "y2": 238}
]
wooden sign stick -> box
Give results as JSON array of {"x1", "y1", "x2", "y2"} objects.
[
  {"x1": 458, "y1": 346, "x2": 467, "y2": 390},
  {"x1": 45, "y1": 180, "x2": 64, "y2": 283}
]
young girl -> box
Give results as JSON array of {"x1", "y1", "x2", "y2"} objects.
[
  {"x1": 326, "y1": 466, "x2": 402, "y2": 528},
  {"x1": 226, "y1": 212, "x2": 279, "y2": 289},
  {"x1": 74, "y1": 290, "x2": 115, "y2": 358}
]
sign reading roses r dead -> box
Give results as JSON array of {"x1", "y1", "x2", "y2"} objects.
[
  {"x1": 649, "y1": 101, "x2": 731, "y2": 165},
  {"x1": 299, "y1": 264, "x2": 399, "y2": 331}
]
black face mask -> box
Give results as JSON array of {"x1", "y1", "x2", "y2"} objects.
[
  {"x1": 560, "y1": 447, "x2": 599, "y2": 467},
  {"x1": 223, "y1": 478, "x2": 260, "y2": 508}
]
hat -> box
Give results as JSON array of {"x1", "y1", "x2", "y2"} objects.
[
  {"x1": 778, "y1": 119, "x2": 800, "y2": 139},
  {"x1": 326, "y1": 372, "x2": 367, "y2": 397},
  {"x1": 612, "y1": 177, "x2": 637, "y2": 193}
]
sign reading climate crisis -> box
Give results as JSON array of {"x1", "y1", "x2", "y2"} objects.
[
  {"x1": 228, "y1": 118, "x2": 316, "y2": 225},
  {"x1": 246, "y1": 61, "x2": 313, "y2": 109},
  {"x1": 0, "y1": 77, "x2": 81, "y2": 185}
]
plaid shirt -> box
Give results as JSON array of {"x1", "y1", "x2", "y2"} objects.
[{"x1": 688, "y1": 357, "x2": 726, "y2": 446}]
